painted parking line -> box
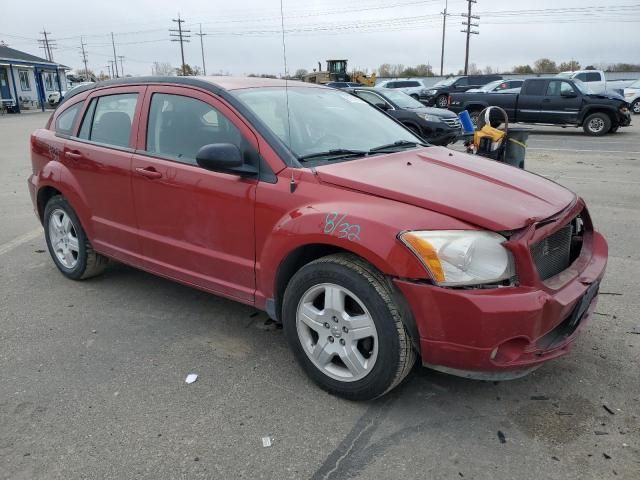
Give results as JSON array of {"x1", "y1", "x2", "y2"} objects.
[
  {"x1": 528, "y1": 147, "x2": 640, "y2": 154},
  {"x1": 0, "y1": 228, "x2": 42, "y2": 256}
]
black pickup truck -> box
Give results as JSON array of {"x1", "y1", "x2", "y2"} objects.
[{"x1": 448, "y1": 77, "x2": 632, "y2": 136}]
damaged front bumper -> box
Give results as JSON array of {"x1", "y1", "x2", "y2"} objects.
[{"x1": 394, "y1": 200, "x2": 608, "y2": 380}]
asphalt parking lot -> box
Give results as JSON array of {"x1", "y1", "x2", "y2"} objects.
[{"x1": 1, "y1": 112, "x2": 639, "y2": 480}]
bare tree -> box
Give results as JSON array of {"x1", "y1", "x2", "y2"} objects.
[{"x1": 152, "y1": 62, "x2": 175, "y2": 76}]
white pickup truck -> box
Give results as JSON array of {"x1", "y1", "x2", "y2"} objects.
[{"x1": 556, "y1": 70, "x2": 635, "y2": 96}]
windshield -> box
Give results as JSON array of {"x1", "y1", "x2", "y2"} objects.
[
  {"x1": 380, "y1": 89, "x2": 424, "y2": 109},
  {"x1": 573, "y1": 79, "x2": 593, "y2": 94},
  {"x1": 477, "y1": 79, "x2": 503, "y2": 92},
  {"x1": 234, "y1": 87, "x2": 422, "y2": 160},
  {"x1": 433, "y1": 77, "x2": 459, "y2": 87}
]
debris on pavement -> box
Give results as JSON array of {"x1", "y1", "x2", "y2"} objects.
[
  {"x1": 497, "y1": 431, "x2": 506, "y2": 444},
  {"x1": 262, "y1": 436, "x2": 273, "y2": 448},
  {"x1": 603, "y1": 404, "x2": 615, "y2": 415},
  {"x1": 185, "y1": 373, "x2": 198, "y2": 384},
  {"x1": 530, "y1": 395, "x2": 549, "y2": 401},
  {"x1": 594, "y1": 431, "x2": 609, "y2": 436},
  {"x1": 603, "y1": 453, "x2": 612, "y2": 460}
]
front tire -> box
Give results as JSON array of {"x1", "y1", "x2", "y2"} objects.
[
  {"x1": 631, "y1": 99, "x2": 640, "y2": 115},
  {"x1": 282, "y1": 254, "x2": 416, "y2": 400},
  {"x1": 44, "y1": 195, "x2": 109, "y2": 280},
  {"x1": 435, "y1": 95, "x2": 449, "y2": 109},
  {"x1": 583, "y1": 112, "x2": 611, "y2": 136}
]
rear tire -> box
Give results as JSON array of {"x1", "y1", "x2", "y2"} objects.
[
  {"x1": 435, "y1": 95, "x2": 449, "y2": 109},
  {"x1": 631, "y1": 99, "x2": 640, "y2": 115},
  {"x1": 44, "y1": 195, "x2": 109, "y2": 280},
  {"x1": 282, "y1": 254, "x2": 416, "y2": 400},
  {"x1": 583, "y1": 112, "x2": 611, "y2": 136}
]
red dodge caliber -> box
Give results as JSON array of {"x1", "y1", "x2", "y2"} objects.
[{"x1": 28, "y1": 77, "x2": 608, "y2": 400}]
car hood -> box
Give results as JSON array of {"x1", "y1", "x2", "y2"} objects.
[
  {"x1": 315, "y1": 147, "x2": 575, "y2": 231},
  {"x1": 410, "y1": 106, "x2": 457, "y2": 118}
]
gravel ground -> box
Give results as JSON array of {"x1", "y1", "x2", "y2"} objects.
[{"x1": 1, "y1": 112, "x2": 638, "y2": 479}]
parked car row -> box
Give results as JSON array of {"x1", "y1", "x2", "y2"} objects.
[
  {"x1": 31, "y1": 76, "x2": 608, "y2": 400},
  {"x1": 448, "y1": 77, "x2": 632, "y2": 136}
]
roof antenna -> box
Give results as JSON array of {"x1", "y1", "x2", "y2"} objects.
[{"x1": 279, "y1": 0, "x2": 293, "y2": 151}]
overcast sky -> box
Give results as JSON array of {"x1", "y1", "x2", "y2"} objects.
[{"x1": 2, "y1": 0, "x2": 638, "y2": 77}]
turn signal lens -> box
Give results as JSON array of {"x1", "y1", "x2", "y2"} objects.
[{"x1": 400, "y1": 233, "x2": 446, "y2": 283}]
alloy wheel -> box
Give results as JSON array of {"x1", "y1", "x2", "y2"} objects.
[
  {"x1": 48, "y1": 208, "x2": 80, "y2": 269},
  {"x1": 296, "y1": 283, "x2": 378, "y2": 382}
]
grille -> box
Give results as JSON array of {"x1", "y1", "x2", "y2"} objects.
[
  {"x1": 442, "y1": 117, "x2": 462, "y2": 129},
  {"x1": 531, "y1": 224, "x2": 573, "y2": 280}
]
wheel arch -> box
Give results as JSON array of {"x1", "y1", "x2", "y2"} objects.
[
  {"x1": 578, "y1": 106, "x2": 617, "y2": 125},
  {"x1": 270, "y1": 243, "x2": 421, "y2": 351}
]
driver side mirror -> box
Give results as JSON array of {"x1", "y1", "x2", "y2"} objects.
[
  {"x1": 561, "y1": 91, "x2": 577, "y2": 98},
  {"x1": 196, "y1": 143, "x2": 257, "y2": 176},
  {"x1": 376, "y1": 102, "x2": 390, "y2": 111}
]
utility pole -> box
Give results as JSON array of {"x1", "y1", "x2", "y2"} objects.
[
  {"x1": 106, "y1": 64, "x2": 112, "y2": 79},
  {"x1": 118, "y1": 55, "x2": 125, "y2": 76},
  {"x1": 109, "y1": 61, "x2": 116, "y2": 79},
  {"x1": 79, "y1": 37, "x2": 89, "y2": 80},
  {"x1": 170, "y1": 14, "x2": 191, "y2": 75},
  {"x1": 461, "y1": 0, "x2": 479, "y2": 75},
  {"x1": 38, "y1": 29, "x2": 56, "y2": 62},
  {"x1": 440, "y1": 0, "x2": 450, "y2": 76},
  {"x1": 195, "y1": 24, "x2": 207, "y2": 75},
  {"x1": 110, "y1": 32, "x2": 119, "y2": 77}
]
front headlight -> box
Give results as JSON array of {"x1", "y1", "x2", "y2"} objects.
[
  {"x1": 399, "y1": 230, "x2": 515, "y2": 286},
  {"x1": 427, "y1": 89, "x2": 438, "y2": 95},
  {"x1": 419, "y1": 113, "x2": 440, "y2": 122}
]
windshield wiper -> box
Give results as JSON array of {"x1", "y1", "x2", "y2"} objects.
[
  {"x1": 368, "y1": 140, "x2": 427, "y2": 153},
  {"x1": 298, "y1": 149, "x2": 368, "y2": 161}
]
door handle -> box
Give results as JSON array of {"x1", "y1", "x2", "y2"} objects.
[
  {"x1": 542, "y1": 98, "x2": 551, "y2": 102},
  {"x1": 65, "y1": 151, "x2": 82, "y2": 160},
  {"x1": 135, "y1": 167, "x2": 163, "y2": 179}
]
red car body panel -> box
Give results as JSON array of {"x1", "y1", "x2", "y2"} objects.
[
  {"x1": 28, "y1": 77, "x2": 608, "y2": 379},
  {"x1": 315, "y1": 147, "x2": 576, "y2": 232}
]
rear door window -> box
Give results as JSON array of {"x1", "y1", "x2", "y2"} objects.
[
  {"x1": 145, "y1": 93, "x2": 243, "y2": 164},
  {"x1": 454, "y1": 77, "x2": 469, "y2": 87},
  {"x1": 585, "y1": 72, "x2": 601, "y2": 82},
  {"x1": 83, "y1": 93, "x2": 138, "y2": 148},
  {"x1": 522, "y1": 79, "x2": 546, "y2": 96},
  {"x1": 55, "y1": 103, "x2": 82, "y2": 136}
]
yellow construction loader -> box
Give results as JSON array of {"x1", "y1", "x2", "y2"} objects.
[{"x1": 302, "y1": 59, "x2": 376, "y2": 86}]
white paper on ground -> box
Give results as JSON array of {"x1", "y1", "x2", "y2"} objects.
[
  {"x1": 185, "y1": 373, "x2": 198, "y2": 384},
  {"x1": 262, "y1": 436, "x2": 273, "y2": 448}
]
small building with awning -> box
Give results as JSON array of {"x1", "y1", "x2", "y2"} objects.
[{"x1": 0, "y1": 45, "x2": 69, "y2": 113}]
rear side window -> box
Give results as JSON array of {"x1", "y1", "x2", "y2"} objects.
[
  {"x1": 585, "y1": 72, "x2": 601, "y2": 82},
  {"x1": 522, "y1": 80, "x2": 546, "y2": 96},
  {"x1": 385, "y1": 82, "x2": 396, "y2": 88},
  {"x1": 146, "y1": 93, "x2": 242, "y2": 164},
  {"x1": 398, "y1": 81, "x2": 420, "y2": 87},
  {"x1": 55, "y1": 103, "x2": 81, "y2": 136},
  {"x1": 82, "y1": 93, "x2": 138, "y2": 148}
]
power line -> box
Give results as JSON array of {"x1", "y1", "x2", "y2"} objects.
[
  {"x1": 37, "y1": 29, "x2": 56, "y2": 61},
  {"x1": 461, "y1": 0, "x2": 479, "y2": 75},
  {"x1": 170, "y1": 14, "x2": 191, "y2": 75},
  {"x1": 440, "y1": 0, "x2": 452, "y2": 76},
  {"x1": 111, "y1": 32, "x2": 119, "y2": 77},
  {"x1": 79, "y1": 37, "x2": 89, "y2": 79},
  {"x1": 195, "y1": 24, "x2": 207, "y2": 75},
  {"x1": 118, "y1": 55, "x2": 125, "y2": 76}
]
